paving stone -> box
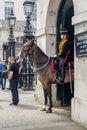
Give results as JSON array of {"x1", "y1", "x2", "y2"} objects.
[{"x1": 0, "y1": 89, "x2": 86, "y2": 130}]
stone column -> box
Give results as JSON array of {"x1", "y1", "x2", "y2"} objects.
[
  {"x1": 72, "y1": 0, "x2": 87, "y2": 129},
  {"x1": 35, "y1": 0, "x2": 59, "y2": 105}
]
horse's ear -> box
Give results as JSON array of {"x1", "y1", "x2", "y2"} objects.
[
  {"x1": 32, "y1": 37, "x2": 35, "y2": 41},
  {"x1": 30, "y1": 37, "x2": 35, "y2": 45},
  {"x1": 23, "y1": 38, "x2": 35, "y2": 51},
  {"x1": 26, "y1": 37, "x2": 35, "y2": 45},
  {"x1": 31, "y1": 37, "x2": 35, "y2": 43}
]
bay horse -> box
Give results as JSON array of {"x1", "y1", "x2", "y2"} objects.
[{"x1": 19, "y1": 39, "x2": 74, "y2": 113}]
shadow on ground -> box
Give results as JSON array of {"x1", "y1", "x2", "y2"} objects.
[{"x1": 18, "y1": 104, "x2": 40, "y2": 110}]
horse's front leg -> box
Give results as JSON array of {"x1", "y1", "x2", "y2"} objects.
[
  {"x1": 46, "y1": 85, "x2": 53, "y2": 113},
  {"x1": 40, "y1": 88, "x2": 48, "y2": 111}
]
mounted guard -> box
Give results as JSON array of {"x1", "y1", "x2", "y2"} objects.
[{"x1": 56, "y1": 28, "x2": 71, "y2": 84}]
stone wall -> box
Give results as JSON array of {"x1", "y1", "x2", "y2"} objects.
[
  {"x1": 72, "y1": 0, "x2": 87, "y2": 129},
  {"x1": 36, "y1": 0, "x2": 87, "y2": 129}
]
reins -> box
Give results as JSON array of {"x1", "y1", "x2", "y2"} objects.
[
  {"x1": 28, "y1": 57, "x2": 50, "y2": 71},
  {"x1": 36, "y1": 58, "x2": 50, "y2": 71}
]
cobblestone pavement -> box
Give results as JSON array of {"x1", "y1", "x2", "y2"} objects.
[{"x1": 0, "y1": 88, "x2": 86, "y2": 130}]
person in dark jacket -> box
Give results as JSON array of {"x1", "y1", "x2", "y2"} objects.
[
  {"x1": 8, "y1": 57, "x2": 19, "y2": 106},
  {"x1": 57, "y1": 28, "x2": 70, "y2": 83}
]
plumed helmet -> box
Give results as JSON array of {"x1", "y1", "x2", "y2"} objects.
[{"x1": 60, "y1": 28, "x2": 68, "y2": 35}]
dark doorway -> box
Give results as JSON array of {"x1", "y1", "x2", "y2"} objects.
[{"x1": 56, "y1": 0, "x2": 74, "y2": 107}]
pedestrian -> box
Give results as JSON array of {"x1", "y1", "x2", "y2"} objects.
[
  {"x1": 8, "y1": 56, "x2": 19, "y2": 106},
  {"x1": 57, "y1": 28, "x2": 70, "y2": 83},
  {"x1": 2, "y1": 60, "x2": 8, "y2": 90},
  {"x1": 0, "y1": 58, "x2": 3, "y2": 90}
]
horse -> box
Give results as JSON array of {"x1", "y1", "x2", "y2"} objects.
[{"x1": 19, "y1": 39, "x2": 74, "y2": 113}]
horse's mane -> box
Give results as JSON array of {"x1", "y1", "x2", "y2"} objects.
[{"x1": 33, "y1": 44, "x2": 48, "y2": 64}]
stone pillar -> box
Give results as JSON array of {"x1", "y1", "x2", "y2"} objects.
[
  {"x1": 35, "y1": 0, "x2": 59, "y2": 105},
  {"x1": 35, "y1": 27, "x2": 57, "y2": 105},
  {"x1": 72, "y1": 0, "x2": 87, "y2": 129}
]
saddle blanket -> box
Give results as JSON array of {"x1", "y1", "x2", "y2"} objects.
[{"x1": 51, "y1": 58, "x2": 74, "y2": 73}]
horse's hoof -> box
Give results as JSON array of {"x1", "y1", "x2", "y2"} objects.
[
  {"x1": 40, "y1": 106, "x2": 46, "y2": 111},
  {"x1": 46, "y1": 108, "x2": 52, "y2": 113}
]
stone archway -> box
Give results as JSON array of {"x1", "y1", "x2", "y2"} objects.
[
  {"x1": 45, "y1": 0, "x2": 74, "y2": 60},
  {"x1": 45, "y1": 0, "x2": 74, "y2": 107},
  {"x1": 36, "y1": 0, "x2": 74, "y2": 107}
]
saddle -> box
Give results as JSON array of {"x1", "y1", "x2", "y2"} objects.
[
  {"x1": 51, "y1": 56, "x2": 74, "y2": 73},
  {"x1": 51, "y1": 57, "x2": 74, "y2": 84}
]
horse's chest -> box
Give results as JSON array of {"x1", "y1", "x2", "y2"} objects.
[{"x1": 37, "y1": 73, "x2": 44, "y2": 83}]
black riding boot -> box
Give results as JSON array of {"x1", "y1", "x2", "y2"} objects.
[
  {"x1": 60, "y1": 67, "x2": 65, "y2": 83},
  {"x1": 56, "y1": 71, "x2": 60, "y2": 79}
]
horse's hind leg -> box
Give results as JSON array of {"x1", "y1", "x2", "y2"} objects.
[{"x1": 44, "y1": 89, "x2": 48, "y2": 106}]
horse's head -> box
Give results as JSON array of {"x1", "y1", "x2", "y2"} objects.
[{"x1": 19, "y1": 38, "x2": 35, "y2": 59}]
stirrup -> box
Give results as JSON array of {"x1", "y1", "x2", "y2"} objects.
[
  {"x1": 56, "y1": 77, "x2": 64, "y2": 84},
  {"x1": 60, "y1": 77, "x2": 64, "y2": 82},
  {"x1": 56, "y1": 80, "x2": 64, "y2": 84}
]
